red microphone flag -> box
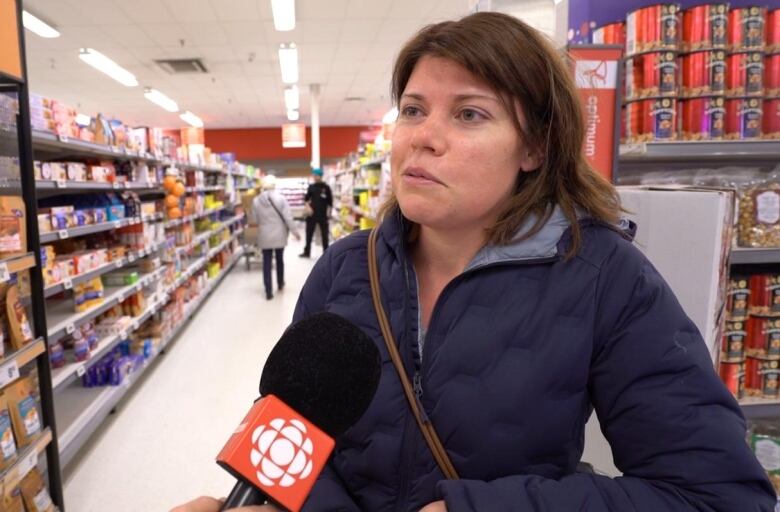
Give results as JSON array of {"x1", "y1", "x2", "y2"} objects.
[{"x1": 216, "y1": 395, "x2": 335, "y2": 512}]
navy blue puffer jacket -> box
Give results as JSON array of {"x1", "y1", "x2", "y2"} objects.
[{"x1": 293, "y1": 207, "x2": 775, "y2": 511}]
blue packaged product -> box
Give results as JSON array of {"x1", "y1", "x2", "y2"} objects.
[
  {"x1": 49, "y1": 342, "x2": 65, "y2": 369},
  {"x1": 0, "y1": 401, "x2": 17, "y2": 470}
]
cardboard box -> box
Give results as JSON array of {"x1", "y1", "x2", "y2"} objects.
[
  {"x1": 617, "y1": 186, "x2": 734, "y2": 362},
  {"x1": 0, "y1": 197, "x2": 26, "y2": 257}
]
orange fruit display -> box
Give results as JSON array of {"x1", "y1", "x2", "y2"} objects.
[
  {"x1": 172, "y1": 182, "x2": 186, "y2": 197},
  {"x1": 165, "y1": 195, "x2": 179, "y2": 209},
  {"x1": 163, "y1": 175, "x2": 177, "y2": 192},
  {"x1": 167, "y1": 207, "x2": 182, "y2": 219}
]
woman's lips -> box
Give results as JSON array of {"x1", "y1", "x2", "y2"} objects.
[{"x1": 402, "y1": 167, "x2": 443, "y2": 186}]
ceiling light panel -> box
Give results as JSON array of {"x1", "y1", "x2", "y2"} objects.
[
  {"x1": 22, "y1": 11, "x2": 60, "y2": 38},
  {"x1": 271, "y1": 0, "x2": 296, "y2": 31},
  {"x1": 79, "y1": 48, "x2": 138, "y2": 87}
]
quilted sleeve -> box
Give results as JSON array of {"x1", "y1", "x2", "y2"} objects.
[
  {"x1": 436, "y1": 240, "x2": 776, "y2": 511},
  {"x1": 291, "y1": 249, "x2": 362, "y2": 512}
]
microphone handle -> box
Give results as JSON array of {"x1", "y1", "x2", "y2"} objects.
[{"x1": 220, "y1": 480, "x2": 270, "y2": 510}]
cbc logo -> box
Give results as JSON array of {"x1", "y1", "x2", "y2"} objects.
[{"x1": 251, "y1": 418, "x2": 314, "y2": 487}]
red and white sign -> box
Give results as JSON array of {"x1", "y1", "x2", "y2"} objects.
[
  {"x1": 568, "y1": 46, "x2": 624, "y2": 182},
  {"x1": 216, "y1": 395, "x2": 334, "y2": 512},
  {"x1": 282, "y1": 123, "x2": 307, "y2": 148}
]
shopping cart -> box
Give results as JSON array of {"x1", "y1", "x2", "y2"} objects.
[{"x1": 241, "y1": 224, "x2": 261, "y2": 270}]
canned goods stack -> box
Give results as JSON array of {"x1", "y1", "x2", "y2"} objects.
[
  {"x1": 614, "y1": 4, "x2": 780, "y2": 142},
  {"x1": 721, "y1": 275, "x2": 749, "y2": 398},
  {"x1": 721, "y1": 273, "x2": 780, "y2": 400}
]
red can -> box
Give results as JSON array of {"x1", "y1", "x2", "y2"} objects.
[
  {"x1": 627, "y1": 3, "x2": 681, "y2": 55},
  {"x1": 767, "y1": 53, "x2": 780, "y2": 96},
  {"x1": 748, "y1": 316, "x2": 780, "y2": 358},
  {"x1": 766, "y1": 8, "x2": 779, "y2": 53},
  {"x1": 625, "y1": 98, "x2": 678, "y2": 142},
  {"x1": 726, "y1": 96, "x2": 763, "y2": 139},
  {"x1": 720, "y1": 360, "x2": 746, "y2": 398},
  {"x1": 681, "y1": 49, "x2": 727, "y2": 96},
  {"x1": 680, "y1": 96, "x2": 725, "y2": 140},
  {"x1": 683, "y1": 3, "x2": 729, "y2": 51},
  {"x1": 749, "y1": 273, "x2": 780, "y2": 316},
  {"x1": 724, "y1": 319, "x2": 748, "y2": 361},
  {"x1": 727, "y1": 51, "x2": 765, "y2": 96},
  {"x1": 593, "y1": 21, "x2": 626, "y2": 46},
  {"x1": 765, "y1": 97, "x2": 780, "y2": 139},
  {"x1": 728, "y1": 275, "x2": 752, "y2": 319},
  {"x1": 626, "y1": 51, "x2": 679, "y2": 98},
  {"x1": 746, "y1": 356, "x2": 780, "y2": 397},
  {"x1": 729, "y1": 6, "x2": 767, "y2": 51}
]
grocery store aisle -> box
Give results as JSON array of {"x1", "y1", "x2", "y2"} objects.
[{"x1": 62, "y1": 242, "x2": 322, "y2": 512}]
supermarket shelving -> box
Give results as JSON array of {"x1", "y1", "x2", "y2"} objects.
[
  {"x1": 0, "y1": 428, "x2": 53, "y2": 498},
  {"x1": 35, "y1": 179, "x2": 162, "y2": 192},
  {"x1": 45, "y1": 267, "x2": 166, "y2": 344},
  {"x1": 739, "y1": 397, "x2": 780, "y2": 419},
  {"x1": 43, "y1": 239, "x2": 168, "y2": 298},
  {"x1": 55, "y1": 246, "x2": 244, "y2": 468},
  {"x1": 2, "y1": 3, "x2": 64, "y2": 504},
  {"x1": 730, "y1": 248, "x2": 780, "y2": 266},
  {"x1": 619, "y1": 141, "x2": 780, "y2": 164},
  {"x1": 0, "y1": 338, "x2": 46, "y2": 389},
  {"x1": 40, "y1": 216, "x2": 144, "y2": 243}
]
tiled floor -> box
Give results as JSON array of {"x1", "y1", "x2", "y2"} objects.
[{"x1": 63, "y1": 242, "x2": 321, "y2": 511}]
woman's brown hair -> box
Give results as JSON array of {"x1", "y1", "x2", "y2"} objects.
[{"x1": 382, "y1": 11, "x2": 621, "y2": 258}]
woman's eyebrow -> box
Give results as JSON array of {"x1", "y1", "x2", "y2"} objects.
[{"x1": 401, "y1": 92, "x2": 501, "y2": 103}]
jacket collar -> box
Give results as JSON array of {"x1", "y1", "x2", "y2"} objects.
[{"x1": 377, "y1": 205, "x2": 636, "y2": 270}]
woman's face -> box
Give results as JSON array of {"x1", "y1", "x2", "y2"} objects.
[{"x1": 391, "y1": 56, "x2": 537, "y2": 233}]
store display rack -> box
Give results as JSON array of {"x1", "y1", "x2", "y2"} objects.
[
  {"x1": 0, "y1": 428, "x2": 53, "y2": 498},
  {"x1": 0, "y1": 0, "x2": 64, "y2": 506},
  {"x1": 617, "y1": 139, "x2": 780, "y2": 416},
  {"x1": 55, "y1": 245, "x2": 244, "y2": 468}
]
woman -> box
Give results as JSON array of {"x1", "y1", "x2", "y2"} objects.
[
  {"x1": 250, "y1": 175, "x2": 300, "y2": 300},
  {"x1": 175, "y1": 12, "x2": 775, "y2": 512}
]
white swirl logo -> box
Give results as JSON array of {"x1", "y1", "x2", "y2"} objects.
[{"x1": 250, "y1": 418, "x2": 314, "y2": 488}]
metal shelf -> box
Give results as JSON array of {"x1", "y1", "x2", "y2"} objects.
[
  {"x1": 43, "y1": 240, "x2": 167, "y2": 298},
  {"x1": 35, "y1": 179, "x2": 161, "y2": 192},
  {"x1": 0, "y1": 338, "x2": 46, "y2": 391},
  {"x1": 0, "y1": 252, "x2": 36, "y2": 276},
  {"x1": 51, "y1": 294, "x2": 165, "y2": 391},
  {"x1": 0, "y1": 428, "x2": 53, "y2": 497},
  {"x1": 163, "y1": 205, "x2": 230, "y2": 229},
  {"x1": 619, "y1": 141, "x2": 780, "y2": 164},
  {"x1": 40, "y1": 216, "x2": 142, "y2": 243},
  {"x1": 185, "y1": 185, "x2": 224, "y2": 193},
  {"x1": 730, "y1": 248, "x2": 780, "y2": 265},
  {"x1": 739, "y1": 397, "x2": 780, "y2": 419},
  {"x1": 54, "y1": 249, "x2": 243, "y2": 468},
  {"x1": 45, "y1": 267, "x2": 165, "y2": 343}
]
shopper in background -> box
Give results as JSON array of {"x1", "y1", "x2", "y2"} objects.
[
  {"x1": 250, "y1": 175, "x2": 300, "y2": 300},
  {"x1": 174, "y1": 11, "x2": 775, "y2": 512},
  {"x1": 299, "y1": 168, "x2": 332, "y2": 258}
]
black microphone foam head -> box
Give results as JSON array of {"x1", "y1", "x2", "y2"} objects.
[{"x1": 259, "y1": 312, "x2": 381, "y2": 438}]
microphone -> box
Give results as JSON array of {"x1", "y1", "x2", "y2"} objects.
[{"x1": 216, "y1": 312, "x2": 381, "y2": 511}]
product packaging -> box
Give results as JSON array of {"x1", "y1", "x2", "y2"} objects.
[
  {"x1": 0, "y1": 392, "x2": 18, "y2": 470},
  {"x1": 750, "y1": 420, "x2": 780, "y2": 493},
  {"x1": 5, "y1": 376, "x2": 41, "y2": 446},
  {"x1": 682, "y1": 3, "x2": 728, "y2": 51},
  {"x1": 2, "y1": 488, "x2": 25, "y2": 512},
  {"x1": 5, "y1": 285, "x2": 34, "y2": 350},
  {"x1": 0, "y1": 197, "x2": 26, "y2": 257},
  {"x1": 19, "y1": 468, "x2": 55, "y2": 512}
]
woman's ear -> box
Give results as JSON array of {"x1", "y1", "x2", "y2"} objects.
[{"x1": 519, "y1": 150, "x2": 543, "y2": 172}]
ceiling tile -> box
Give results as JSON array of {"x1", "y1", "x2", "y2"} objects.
[
  {"x1": 118, "y1": 0, "x2": 175, "y2": 23},
  {"x1": 142, "y1": 23, "x2": 188, "y2": 47},
  {"x1": 182, "y1": 23, "x2": 230, "y2": 46},
  {"x1": 164, "y1": 0, "x2": 218, "y2": 23},
  {"x1": 299, "y1": 20, "x2": 344, "y2": 44},
  {"x1": 346, "y1": 0, "x2": 393, "y2": 19},
  {"x1": 298, "y1": 0, "x2": 349, "y2": 20},
  {"x1": 209, "y1": 0, "x2": 262, "y2": 21}
]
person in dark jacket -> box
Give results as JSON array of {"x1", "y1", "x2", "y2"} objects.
[
  {"x1": 299, "y1": 168, "x2": 332, "y2": 258},
  {"x1": 173, "y1": 12, "x2": 775, "y2": 512}
]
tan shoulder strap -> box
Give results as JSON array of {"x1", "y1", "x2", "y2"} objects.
[{"x1": 367, "y1": 228, "x2": 459, "y2": 480}]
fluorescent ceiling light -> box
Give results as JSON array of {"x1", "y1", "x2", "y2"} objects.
[
  {"x1": 180, "y1": 111, "x2": 204, "y2": 128},
  {"x1": 382, "y1": 107, "x2": 398, "y2": 124},
  {"x1": 278, "y1": 44, "x2": 298, "y2": 84},
  {"x1": 144, "y1": 88, "x2": 179, "y2": 112},
  {"x1": 284, "y1": 85, "x2": 299, "y2": 111},
  {"x1": 287, "y1": 109, "x2": 299, "y2": 121},
  {"x1": 271, "y1": 0, "x2": 296, "y2": 31},
  {"x1": 22, "y1": 11, "x2": 60, "y2": 38},
  {"x1": 75, "y1": 113, "x2": 91, "y2": 126},
  {"x1": 79, "y1": 48, "x2": 138, "y2": 87}
]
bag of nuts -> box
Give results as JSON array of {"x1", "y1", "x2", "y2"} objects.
[{"x1": 735, "y1": 167, "x2": 780, "y2": 248}]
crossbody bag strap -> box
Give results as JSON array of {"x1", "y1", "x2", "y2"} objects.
[
  {"x1": 367, "y1": 228, "x2": 459, "y2": 480},
  {"x1": 265, "y1": 192, "x2": 289, "y2": 231}
]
